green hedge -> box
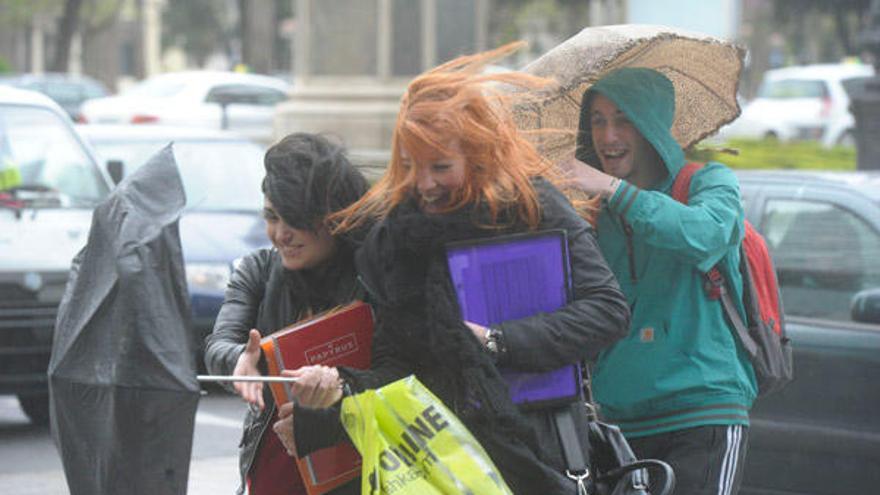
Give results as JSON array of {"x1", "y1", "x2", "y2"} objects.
[{"x1": 685, "y1": 138, "x2": 856, "y2": 171}]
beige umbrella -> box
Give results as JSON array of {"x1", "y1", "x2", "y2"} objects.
[{"x1": 512, "y1": 24, "x2": 745, "y2": 164}]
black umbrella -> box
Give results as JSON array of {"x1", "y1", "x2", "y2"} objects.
[{"x1": 48, "y1": 145, "x2": 200, "y2": 495}]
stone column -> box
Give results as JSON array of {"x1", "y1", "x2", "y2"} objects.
[
  {"x1": 274, "y1": 0, "x2": 487, "y2": 179},
  {"x1": 142, "y1": 0, "x2": 164, "y2": 77},
  {"x1": 29, "y1": 16, "x2": 47, "y2": 74},
  {"x1": 852, "y1": 0, "x2": 880, "y2": 170},
  {"x1": 69, "y1": 32, "x2": 82, "y2": 75}
]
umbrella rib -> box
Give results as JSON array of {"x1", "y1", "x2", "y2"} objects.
[
  {"x1": 656, "y1": 64, "x2": 737, "y2": 111},
  {"x1": 593, "y1": 37, "x2": 741, "y2": 113},
  {"x1": 539, "y1": 40, "x2": 653, "y2": 109}
]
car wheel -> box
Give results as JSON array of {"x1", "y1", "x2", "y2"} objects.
[
  {"x1": 837, "y1": 130, "x2": 856, "y2": 148},
  {"x1": 18, "y1": 393, "x2": 50, "y2": 425}
]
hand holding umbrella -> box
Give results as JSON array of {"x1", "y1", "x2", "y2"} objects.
[
  {"x1": 272, "y1": 366, "x2": 343, "y2": 457},
  {"x1": 559, "y1": 156, "x2": 622, "y2": 198},
  {"x1": 232, "y1": 328, "x2": 266, "y2": 410},
  {"x1": 284, "y1": 365, "x2": 344, "y2": 408}
]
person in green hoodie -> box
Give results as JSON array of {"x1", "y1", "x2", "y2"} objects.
[{"x1": 566, "y1": 67, "x2": 758, "y2": 495}]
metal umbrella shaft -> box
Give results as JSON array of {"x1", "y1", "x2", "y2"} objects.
[{"x1": 197, "y1": 375, "x2": 299, "y2": 383}]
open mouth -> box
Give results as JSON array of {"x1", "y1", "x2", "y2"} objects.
[
  {"x1": 281, "y1": 244, "x2": 304, "y2": 255},
  {"x1": 419, "y1": 194, "x2": 449, "y2": 212},
  {"x1": 601, "y1": 149, "x2": 628, "y2": 161}
]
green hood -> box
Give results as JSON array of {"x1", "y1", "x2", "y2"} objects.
[{"x1": 575, "y1": 67, "x2": 685, "y2": 178}]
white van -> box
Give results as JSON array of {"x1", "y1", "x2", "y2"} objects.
[{"x1": 0, "y1": 86, "x2": 112, "y2": 423}]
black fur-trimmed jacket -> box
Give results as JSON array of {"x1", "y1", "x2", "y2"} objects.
[{"x1": 294, "y1": 179, "x2": 631, "y2": 493}]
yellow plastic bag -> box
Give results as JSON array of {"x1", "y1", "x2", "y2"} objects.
[{"x1": 341, "y1": 375, "x2": 513, "y2": 495}]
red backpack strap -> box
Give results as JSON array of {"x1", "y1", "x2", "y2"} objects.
[
  {"x1": 671, "y1": 162, "x2": 704, "y2": 205},
  {"x1": 672, "y1": 162, "x2": 726, "y2": 299}
]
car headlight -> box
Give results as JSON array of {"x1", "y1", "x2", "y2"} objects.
[{"x1": 186, "y1": 262, "x2": 231, "y2": 292}]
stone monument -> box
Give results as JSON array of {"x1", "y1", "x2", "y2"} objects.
[{"x1": 275, "y1": 0, "x2": 489, "y2": 178}]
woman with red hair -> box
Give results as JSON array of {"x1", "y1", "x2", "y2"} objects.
[{"x1": 275, "y1": 43, "x2": 630, "y2": 493}]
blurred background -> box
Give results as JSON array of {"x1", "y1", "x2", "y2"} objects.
[
  {"x1": 0, "y1": 0, "x2": 873, "y2": 169},
  {"x1": 2, "y1": 4, "x2": 879, "y2": 494},
  {"x1": 0, "y1": 0, "x2": 870, "y2": 94}
]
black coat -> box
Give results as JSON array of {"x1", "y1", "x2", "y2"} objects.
[
  {"x1": 204, "y1": 247, "x2": 361, "y2": 495},
  {"x1": 295, "y1": 179, "x2": 630, "y2": 494}
]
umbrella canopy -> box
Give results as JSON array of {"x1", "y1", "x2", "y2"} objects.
[
  {"x1": 48, "y1": 145, "x2": 199, "y2": 495},
  {"x1": 513, "y1": 24, "x2": 745, "y2": 163}
]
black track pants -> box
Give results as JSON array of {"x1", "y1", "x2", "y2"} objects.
[{"x1": 628, "y1": 425, "x2": 749, "y2": 495}]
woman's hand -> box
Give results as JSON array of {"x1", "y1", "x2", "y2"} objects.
[
  {"x1": 274, "y1": 402, "x2": 297, "y2": 456},
  {"x1": 465, "y1": 321, "x2": 490, "y2": 346},
  {"x1": 233, "y1": 329, "x2": 265, "y2": 410},
  {"x1": 285, "y1": 365, "x2": 343, "y2": 409}
]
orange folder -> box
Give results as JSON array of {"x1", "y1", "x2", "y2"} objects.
[{"x1": 260, "y1": 301, "x2": 374, "y2": 495}]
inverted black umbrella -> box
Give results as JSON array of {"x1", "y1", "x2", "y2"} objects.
[{"x1": 48, "y1": 144, "x2": 200, "y2": 495}]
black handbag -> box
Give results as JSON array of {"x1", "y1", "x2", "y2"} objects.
[
  {"x1": 588, "y1": 419, "x2": 674, "y2": 495},
  {"x1": 552, "y1": 370, "x2": 675, "y2": 495}
]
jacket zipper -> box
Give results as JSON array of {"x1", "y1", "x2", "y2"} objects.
[{"x1": 620, "y1": 215, "x2": 637, "y2": 284}]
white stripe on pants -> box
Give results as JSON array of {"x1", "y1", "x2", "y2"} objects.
[{"x1": 717, "y1": 425, "x2": 742, "y2": 495}]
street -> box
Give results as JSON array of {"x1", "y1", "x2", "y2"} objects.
[{"x1": 0, "y1": 389, "x2": 247, "y2": 494}]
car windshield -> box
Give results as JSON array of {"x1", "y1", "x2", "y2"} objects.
[
  {"x1": 122, "y1": 77, "x2": 188, "y2": 98},
  {"x1": 0, "y1": 105, "x2": 109, "y2": 206},
  {"x1": 758, "y1": 79, "x2": 828, "y2": 99},
  {"x1": 89, "y1": 138, "x2": 264, "y2": 212}
]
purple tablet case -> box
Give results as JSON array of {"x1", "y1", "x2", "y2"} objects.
[{"x1": 446, "y1": 229, "x2": 582, "y2": 409}]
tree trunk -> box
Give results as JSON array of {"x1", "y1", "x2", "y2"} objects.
[
  {"x1": 239, "y1": 0, "x2": 275, "y2": 73},
  {"x1": 833, "y1": 7, "x2": 854, "y2": 55},
  {"x1": 50, "y1": 0, "x2": 84, "y2": 72},
  {"x1": 133, "y1": 0, "x2": 146, "y2": 79}
]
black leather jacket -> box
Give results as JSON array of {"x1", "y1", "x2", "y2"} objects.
[{"x1": 204, "y1": 248, "x2": 361, "y2": 495}]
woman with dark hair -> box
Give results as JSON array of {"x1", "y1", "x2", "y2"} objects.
[
  {"x1": 277, "y1": 44, "x2": 631, "y2": 493},
  {"x1": 204, "y1": 132, "x2": 368, "y2": 495}
]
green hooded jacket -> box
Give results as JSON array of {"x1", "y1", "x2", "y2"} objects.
[{"x1": 576, "y1": 68, "x2": 757, "y2": 438}]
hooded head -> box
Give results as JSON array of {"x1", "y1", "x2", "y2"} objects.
[{"x1": 575, "y1": 67, "x2": 685, "y2": 183}]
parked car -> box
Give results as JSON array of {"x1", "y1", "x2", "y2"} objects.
[
  {"x1": 0, "y1": 86, "x2": 113, "y2": 424},
  {"x1": 78, "y1": 71, "x2": 290, "y2": 144},
  {"x1": 0, "y1": 72, "x2": 109, "y2": 121},
  {"x1": 76, "y1": 124, "x2": 270, "y2": 366},
  {"x1": 719, "y1": 64, "x2": 873, "y2": 147},
  {"x1": 736, "y1": 170, "x2": 880, "y2": 494}
]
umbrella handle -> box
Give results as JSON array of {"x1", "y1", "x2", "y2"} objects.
[{"x1": 196, "y1": 375, "x2": 299, "y2": 383}]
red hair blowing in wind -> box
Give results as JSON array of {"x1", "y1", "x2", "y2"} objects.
[{"x1": 331, "y1": 42, "x2": 595, "y2": 232}]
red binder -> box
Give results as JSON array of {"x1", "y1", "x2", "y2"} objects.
[{"x1": 260, "y1": 301, "x2": 373, "y2": 495}]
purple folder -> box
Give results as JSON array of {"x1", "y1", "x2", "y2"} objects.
[{"x1": 446, "y1": 229, "x2": 582, "y2": 409}]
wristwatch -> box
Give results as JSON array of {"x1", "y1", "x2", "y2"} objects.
[{"x1": 485, "y1": 326, "x2": 505, "y2": 357}]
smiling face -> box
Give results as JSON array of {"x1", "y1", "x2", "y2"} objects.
[
  {"x1": 589, "y1": 93, "x2": 665, "y2": 188},
  {"x1": 263, "y1": 198, "x2": 337, "y2": 271},
  {"x1": 402, "y1": 140, "x2": 467, "y2": 214}
]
